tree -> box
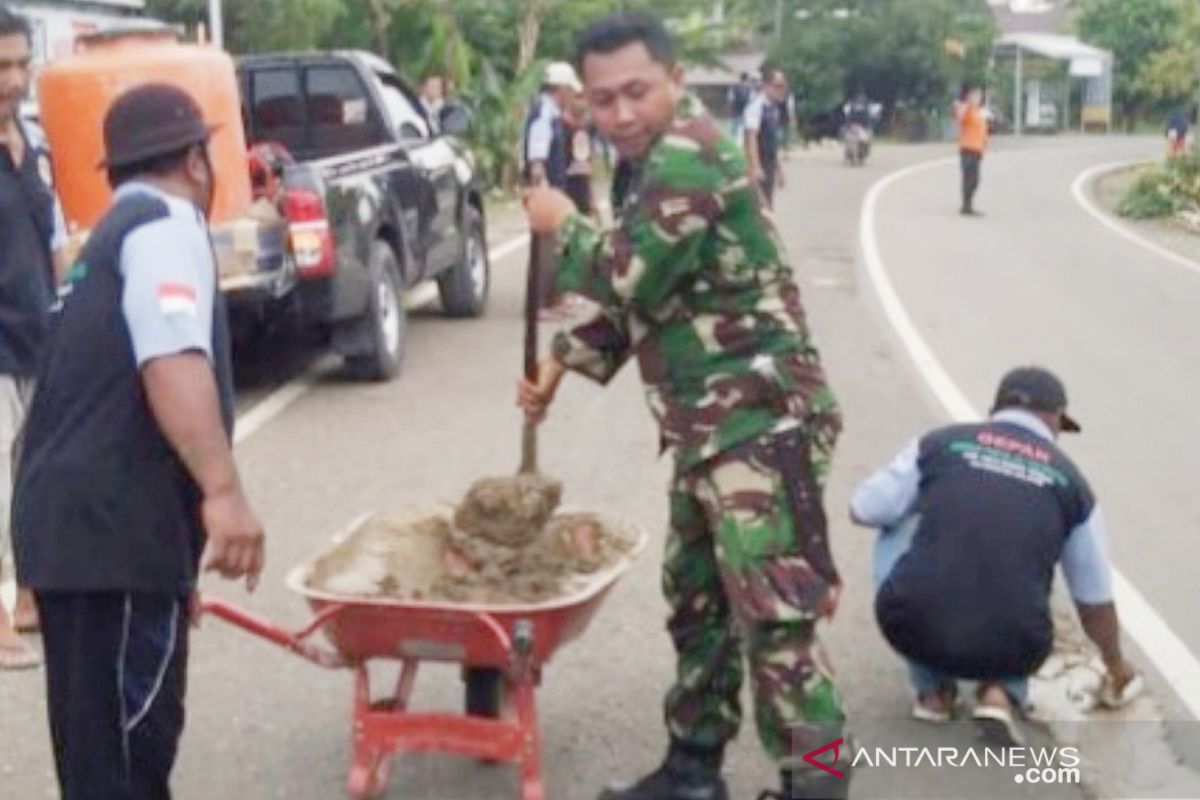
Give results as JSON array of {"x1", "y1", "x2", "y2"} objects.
[
  {"x1": 1131, "y1": 0, "x2": 1200, "y2": 116},
  {"x1": 1075, "y1": 0, "x2": 1195, "y2": 126},
  {"x1": 141, "y1": 0, "x2": 763, "y2": 191},
  {"x1": 364, "y1": 0, "x2": 399, "y2": 58},
  {"x1": 144, "y1": 0, "x2": 346, "y2": 53},
  {"x1": 770, "y1": 0, "x2": 995, "y2": 118}
]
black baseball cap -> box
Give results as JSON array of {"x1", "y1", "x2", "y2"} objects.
[
  {"x1": 101, "y1": 83, "x2": 217, "y2": 169},
  {"x1": 992, "y1": 366, "x2": 1081, "y2": 433}
]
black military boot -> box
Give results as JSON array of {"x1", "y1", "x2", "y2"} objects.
[
  {"x1": 757, "y1": 765, "x2": 853, "y2": 800},
  {"x1": 597, "y1": 738, "x2": 728, "y2": 800}
]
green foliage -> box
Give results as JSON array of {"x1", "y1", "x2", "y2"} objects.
[
  {"x1": 143, "y1": 0, "x2": 1002, "y2": 188},
  {"x1": 770, "y1": 0, "x2": 996, "y2": 116},
  {"x1": 1118, "y1": 154, "x2": 1200, "y2": 219},
  {"x1": 462, "y1": 58, "x2": 547, "y2": 191},
  {"x1": 1076, "y1": 0, "x2": 1199, "y2": 124},
  {"x1": 144, "y1": 0, "x2": 347, "y2": 52}
]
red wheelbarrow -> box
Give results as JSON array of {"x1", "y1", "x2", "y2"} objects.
[{"x1": 201, "y1": 511, "x2": 646, "y2": 800}]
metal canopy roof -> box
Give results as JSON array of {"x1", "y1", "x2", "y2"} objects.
[
  {"x1": 996, "y1": 33, "x2": 1111, "y2": 78},
  {"x1": 997, "y1": 32, "x2": 1109, "y2": 62}
]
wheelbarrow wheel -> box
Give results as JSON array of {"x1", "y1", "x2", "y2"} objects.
[{"x1": 465, "y1": 667, "x2": 505, "y2": 718}]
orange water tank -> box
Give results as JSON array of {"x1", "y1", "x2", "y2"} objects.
[{"x1": 38, "y1": 29, "x2": 251, "y2": 230}]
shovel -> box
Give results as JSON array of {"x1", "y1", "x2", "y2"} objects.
[{"x1": 454, "y1": 232, "x2": 562, "y2": 548}]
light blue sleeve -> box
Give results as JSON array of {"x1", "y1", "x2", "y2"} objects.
[
  {"x1": 850, "y1": 438, "x2": 920, "y2": 528},
  {"x1": 1060, "y1": 506, "x2": 1114, "y2": 604},
  {"x1": 120, "y1": 214, "x2": 215, "y2": 367},
  {"x1": 526, "y1": 99, "x2": 555, "y2": 163},
  {"x1": 51, "y1": 197, "x2": 67, "y2": 251},
  {"x1": 743, "y1": 95, "x2": 764, "y2": 132}
]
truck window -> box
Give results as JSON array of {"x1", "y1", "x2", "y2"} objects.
[
  {"x1": 251, "y1": 68, "x2": 305, "y2": 153},
  {"x1": 305, "y1": 65, "x2": 387, "y2": 158},
  {"x1": 376, "y1": 77, "x2": 430, "y2": 141}
]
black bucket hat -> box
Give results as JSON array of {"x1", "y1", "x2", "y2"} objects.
[
  {"x1": 101, "y1": 83, "x2": 218, "y2": 169},
  {"x1": 992, "y1": 366, "x2": 1081, "y2": 433}
]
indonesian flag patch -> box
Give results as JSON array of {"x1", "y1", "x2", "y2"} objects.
[{"x1": 158, "y1": 283, "x2": 199, "y2": 318}]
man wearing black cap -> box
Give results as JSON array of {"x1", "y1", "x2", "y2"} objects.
[
  {"x1": 12, "y1": 83, "x2": 264, "y2": 799},
  {"x1": 850, "y1": 367, "x2": 1140, "y2": 744}
]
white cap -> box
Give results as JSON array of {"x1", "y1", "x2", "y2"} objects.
[{"x1": 544, "y1": 61, "x2": 583, "y2": 93}]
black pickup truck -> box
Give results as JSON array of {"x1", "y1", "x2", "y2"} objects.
[{"x1": 231, "y1": 50, "x2": 489, "y2": 380}]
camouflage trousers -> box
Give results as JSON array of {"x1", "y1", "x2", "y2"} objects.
[{"x1": 663, "y1": 427, "x2": 845, "y2": 764}]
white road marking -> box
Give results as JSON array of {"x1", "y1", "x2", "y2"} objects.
[
  {"x1": 859, "y1": 157, "x2": 977, "y2": 421},
  {"x1": 861, "y1": 155, "x2": 1200, "y2": 720},
  {"x1": 1072, "y1": 160, "x2": 1200, "y2": 278},
  {"x1": 233, "y1": 361, "x2": 330, "y2": 446},
  {"x1": 489, "y1": 233, "x2": 531, "y2": 263},
  {"x1": 233, "y1": 231, "x2": 531, "y2": 442},
  {"x1": 1, "y1": 234, "x2": 540, "y2": 609}
]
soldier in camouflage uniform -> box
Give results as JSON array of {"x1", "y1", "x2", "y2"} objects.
[{"x1": 519, "y1": 13, "x2": 848, "y2": 800}]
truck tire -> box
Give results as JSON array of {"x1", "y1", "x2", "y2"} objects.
[
  {"x1": 345, "y1": 241, "x2": 406, "y2": 381},
  {"x1": 437, "y1": 207, "x2": 489, "y2": 318}
]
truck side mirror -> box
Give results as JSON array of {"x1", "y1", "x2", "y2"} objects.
[{"x1": 439, "y1": 103, "x2": 472, "y2": 137}]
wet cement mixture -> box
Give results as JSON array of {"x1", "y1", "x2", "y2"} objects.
[
  {"x1": 455, "y1": 472, "x2": 563, "y2": 548},
  {"x1": 305, "y1": 504, "x2": 636, "y2": 605}
]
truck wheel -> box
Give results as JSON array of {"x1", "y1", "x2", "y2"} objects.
[
  {"x1": 438, "y1": 207, "x2": 489, "y2": 318},
  {"x1": 345, "y1": 242, "x2": 406, "y2": 381}
]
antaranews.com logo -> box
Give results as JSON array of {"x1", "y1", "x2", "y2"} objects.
[
  {"x1": 847, "y1": 744, "x2": 1081, "y2": 786},
  {"x1": 799, "y1": 735, "x2": 1082, "y2": 796}
]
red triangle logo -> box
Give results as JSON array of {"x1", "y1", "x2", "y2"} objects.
[{"x1": 803, "y1": 737, "x2": 846, "y2": 779}]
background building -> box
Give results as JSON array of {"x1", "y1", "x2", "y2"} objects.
[{"x1": 9, "y1": 0, "x2": 145, "y2": 62}]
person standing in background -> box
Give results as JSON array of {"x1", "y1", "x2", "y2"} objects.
[
  {"x1": 419, "y1": 73, "x2": 447, "y2": 133},
  {"x1": 955, "y1": 83, "x2": 988, "y2": 217},
  {"x1": 524, "y1": 61, "x2": 583, "y2": 191},
  {"x1": 1166, "y1": 105, "x2": 1190, "y2": 159},
  {"x1": 524, "y1": 61, "x2": 586, "y2": 319},
  {"x1": 728, "y1": 71, "x2": 756, "y2": 139},
  {"x1": 562, "y1": 89, "x2": 597, "y2": 218},
  {"x1": 743, "y1": 69, "x2": 788, "y2": 207},
  {"x1": 0, "y1": 4, "x2": 62, "y2": 670}
]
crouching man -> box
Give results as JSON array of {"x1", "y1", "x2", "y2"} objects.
[{"x1": 851, "y1": 367, "x2": 1141, "y2": 744}]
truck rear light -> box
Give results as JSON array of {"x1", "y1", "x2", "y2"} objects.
[{"x1": 284, "y1": 188, "x2": 336, "y2": 278}]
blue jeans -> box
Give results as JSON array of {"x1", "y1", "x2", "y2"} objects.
[{"x1": 874, "y1": 516, "x2": 1028, "y2": 706}]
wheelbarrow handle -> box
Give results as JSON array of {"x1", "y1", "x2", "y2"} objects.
[{"x1": 199, "y1": 595, "x2": 348, "y2": 669}]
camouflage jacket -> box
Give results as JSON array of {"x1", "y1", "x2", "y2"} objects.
[{"x1": 551, "y1": 95, "x2": 840, "y2": 473}]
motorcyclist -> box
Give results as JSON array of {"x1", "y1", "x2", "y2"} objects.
[
  {"x1": 844, "y1": 92, "x2": 872, "y2": 128},
  {"x1": 842, "y1": 91, "x2": 873, "y2": 164}
]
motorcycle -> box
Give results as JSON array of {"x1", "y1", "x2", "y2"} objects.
[{"x1": 843, "y1": 122, "x2": 871, "y2": 166}]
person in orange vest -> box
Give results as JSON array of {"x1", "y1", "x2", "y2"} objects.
[{"x1": 955, "y1": 83, "x2": 988, "y2": 217}]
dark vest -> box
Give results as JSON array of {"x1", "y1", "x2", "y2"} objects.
[
  {"x1": 13, "y1": 192, "x2": 234, "y2": 594},
  {"x1": 875, "y1": 421, "x2": 1094, "y2": 679},
  {"x1": 0, "y1": 126, "x2": 55, "y2": 377},
  {"x1": 757, "y1": 100, "x2": 781, "y2": 168},
  {"x1": 523, "y1": 96, "x2": 568, "y2": 190}
]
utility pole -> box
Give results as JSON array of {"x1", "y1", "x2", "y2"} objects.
[
  {"x1": 1013, "y1": 45, "x2": 1023, "y2": 136},
  {"x1": 774, "y1": 0, "x2": 785, "y2": 40},
  {"x1": 208, "y1": 0, "x2": 224, "y2": 49}
]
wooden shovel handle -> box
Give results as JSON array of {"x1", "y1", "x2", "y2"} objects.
[{"x1": 520, "y1": 233, "x2": 545, "y2": 474}]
